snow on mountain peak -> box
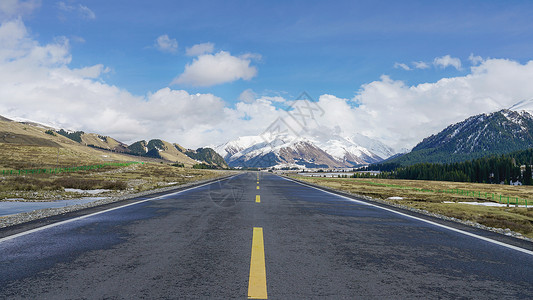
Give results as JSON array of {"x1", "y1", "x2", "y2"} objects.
[{"x1": 215, "y1": 128, "x2": 397, "y2": 168}]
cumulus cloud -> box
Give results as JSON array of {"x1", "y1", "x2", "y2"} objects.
[
  {"x1": 433, "y1": 54, "x2": 462, "y2": 70},
  {"x1": 57, "y1": 1, "x2": 95, "y2": 20},
  {"x1": 393, "y1": 62, "x2": 411, "y2": 71},
  {"x1": 349, "y1": 58, "x2": 533, "y2": 149},
  {"x1": 172, "y1": 51, "x2": 258, "y2": 87},
  {"x1": 186, "y1": 42, "x2": 214, "y2": 56},
  {"x1": 469, "y1": 53, "x2": 483, "y2": 65},
  {"x1": 0, "y1": 19, "x2": 227, "y2": 147},
  {"x1": 155, "y1": 34, "x2": 178, "y2": 53},
  {"x1": 3, "y1": 18, "x2": 533, "y2": 152}
]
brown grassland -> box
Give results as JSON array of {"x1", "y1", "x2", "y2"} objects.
[
  {"x1": 0, "y1": 119, "x2": 230, "y2": 202},
  {"x1": 0, "y1": 163, "x2": 229, "y2": 201}
]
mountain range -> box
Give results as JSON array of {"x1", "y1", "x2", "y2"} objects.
[
  {"x1": 0, "y1": 116, "x2": 228, "y2": 168},
  {"x1": 384, "y1": 108, "x2": 533, "y2": 166},
  {"x1": 4, "y1": 98, "x2": 533, "y2": 170},
  {"x1": 215, "y1": 100, "x2": 533, "y2": 169},
  {"x1": 213, "y1": 130, "x2": 396, "y2": 169}
]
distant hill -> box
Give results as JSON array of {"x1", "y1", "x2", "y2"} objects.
[
  {"x1": 126, "y1": 139, "x2": 198, "y2": 165},
  {"x1": 56, "y1": 129, "x2": 131, "y2": 153},
  {"x1": 0, "y1": 116, "x2": 139, "y2": 170},
  {"x1": 120, "y1": 139, "x2": 228, "y2": 168},
  {"x1": 0, "y1": 114, "x2": 228, "y2": 169},
  {"x1": 184, "y1": 148, "x2": 228, "y2": 169},
  {"x1": 386, "y1": 109, "x2": 533, "y2": 166}
]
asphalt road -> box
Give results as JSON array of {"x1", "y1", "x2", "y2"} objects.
[{"x1": 1, "y1": 172, "x2": 533, "y2": 299}]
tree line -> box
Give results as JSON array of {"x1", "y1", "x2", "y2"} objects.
[{"x1": 359, "y1": 148, "x2": 533, "y2": 185}]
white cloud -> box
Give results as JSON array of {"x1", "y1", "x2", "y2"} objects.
[
  {"x1": 413, "y1": 61, "x2": 429, "y2": 69},
  {"x1": 238, "y1": 89, "x2": 257, "y2": 103},
  {"x1": 469, "y1": 53, "x2": 483, "y2": 65},
  {"x1": 0, "y1": 0, "x2": 40, "y2": 19},
  {"x1": 155, "y1": 34, "x2": 178, "y2": 53},
  {"x1": 78, "y1": 4, "x2": 95, "y2": 19},
  {"x1": 350, "y1": 58, "x2": 533, "y2": 149},
  {"x1": 172, "y1": 51, "x2": 258, "y2": 87},
  {"x1": 393, "y1": 62, "x2": 411, "y2": 71},
  {"x1": 186, "y1": 42, "x2": 214, "y2": 56},
  {"x1": 433, "y1": 55, "x2": 462, "y2": 70},
  {"x1": 57, "y1": 2, "x2": 95, "y2": 20},
  {"x1": 3, "y1": 18, "x2": 533, "y2": 153}
]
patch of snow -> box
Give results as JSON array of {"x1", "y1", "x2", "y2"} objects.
[
  {"x1": 11, "y1": 117, "x2": 60, "y2": 130},
  {"x1": 216, "y1": 129, "x2": 395, "y2": 168},
  {"x1": 64, "y1": 188, "x2": 112, "y2": 194},
  {"x1": 444, "y1": 201, "x2": 527, "y2": 207},
  {"x1": 387, "y1": 196, "x2": 404, "y2": 200}
]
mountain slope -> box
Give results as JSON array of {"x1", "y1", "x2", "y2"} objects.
[
  {"x1": 81, "y1": 133, "x2": 130, "y2": 153},
  {"x1": 126, "y1": 139, "x2": 198, "y2": 165},
  {"x1": 0, "y1": 115, "x2": 226, "y2": 169},
  {"x1": 222, "y1": 136, "x2": 341, "y2": 168},
  {"x1": 183, "y1": 148, "x2": 228, "y2": 168},
  {"x1": 215, "y1": 132, "x2": 394, "y2": 169},
  {"x1": 386, "y1": 109, "x2": 533, "y2": 166},
  {"x1": 0, "y1": 117, "x2": 142, "y2": 170},
  {"x1": 127, "y1": 139, "x2": 227, "y2": 168}
]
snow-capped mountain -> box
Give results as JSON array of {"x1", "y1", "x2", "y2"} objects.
[
  {"x1": 214, "y1": 130, "x2": 396, "y2": 169},
  {"x1": 386, "y1": 109, "x2": 533, "y2": 165},
  {"x1": 214, "y1": 136, "x2": 267, "y2": 162}
]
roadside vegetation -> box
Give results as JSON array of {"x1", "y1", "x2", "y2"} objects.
[
  {"x1": 0, "y1": 162, "x2": 230, "y2": 201},
  {"x1": 291, "y1": 176, "x2": 533, "y2": 239}
]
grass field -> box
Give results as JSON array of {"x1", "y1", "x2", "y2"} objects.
[
  {"x1": 0, "y1": 162, "x2": 231, "y2": 201},
  {"x1": 0, "y1": 119, "x2": 233, "y2": 201},
  {"x1": 291, "y1": 176, "x2": 533, "y2": 239}
]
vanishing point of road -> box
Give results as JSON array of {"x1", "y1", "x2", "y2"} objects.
[{"x1": 1, "y1": 173, "x2": 532, "y2": 299}]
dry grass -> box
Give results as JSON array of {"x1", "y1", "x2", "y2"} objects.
[
  {"x1": 0, "y1": 120, "x2": 232, "y2": 202},
  {"x1": 0, "y1": 163, "x2": 231, "y2": 201},
  {"x1": 292, "y1": 176, "x2": 533, "y2": 239}
]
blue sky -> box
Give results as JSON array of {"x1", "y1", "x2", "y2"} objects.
[
  {"x1": 24, "y1": 0, "x2": 533, "y2": 101},
  {"x1": 2, "y1": 0, "x2": 533, "y2": 150}
]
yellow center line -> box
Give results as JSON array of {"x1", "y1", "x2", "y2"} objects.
[
  {"x1": 256, "y1": 186, "x2": 260, "y2": 190},
  {"x1": 256, "y1": 195, "x2": 260, "y2": 203},
  {"x1": 248, "y1": 227, "x2": 268, "y2": 299}
]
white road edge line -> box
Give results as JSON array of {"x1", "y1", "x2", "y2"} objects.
[
  {"x1": 282, "y1": 176, "x2": 533, "y2": 256},
  {"x1": 0, "y1": 176, "x2": 237, "y2": 243}
]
